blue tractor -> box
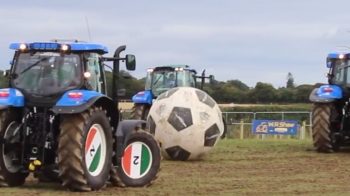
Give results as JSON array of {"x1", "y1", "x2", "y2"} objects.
[
  {"x1": 131, "y1": 65, "x2": 212, "y2": 120},
  {"x1": 0, "y1": 41, "x2": 160, "y2": 191},
  {"x1": 309, "y1": 52, "x2": 350, "y2": 152}
]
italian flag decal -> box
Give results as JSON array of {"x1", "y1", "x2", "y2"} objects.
[
  {"x1": 122, "y1": 142, "x2": 152, "y2": 179},
  {"x1": 85, "y1": 126, "x2": 104, "y2": 176}
]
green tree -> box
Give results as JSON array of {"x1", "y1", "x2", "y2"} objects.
[
  {"x1": 105, "y1": 70, "x2": 144, "y2": 99},
  {"x1": 286, "y1": 72, "x2": 295, "y2": 88},
  {"x1": 0, "y1": 71, "x2": 9, "y2": 88},
  {"x1": 294, "y1": 84, "x2": 314, "y2": 102},
  {"x1": 226, "y1": 80, "x2": 249, "y2": 91},
  {"x1": 250, "y1": 82, "x2": 277, "y2": 103},
  {"x1": 277, "y1": 87, "x2": 295, "y2": 103}
]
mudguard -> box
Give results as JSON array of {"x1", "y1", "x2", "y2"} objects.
[
  {"x1": 0, "y1": 88, "x2": 24, "y2": 107},
  {"x1": 114, "y1": 120, "x2": 148, "y2": 164},
  {"x1": 132, "y1": 90, "x2": 153, "y2": 105},
  {"x1": 309, "y1": 84, "x2": 342, "y2": 103},
  {"x1": 52, "y1": 90, "x2": 109, "y2": 114}
]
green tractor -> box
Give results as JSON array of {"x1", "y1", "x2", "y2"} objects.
[
  {"x1": 0, "y1": 41, "x2": 160, "y2": 191},
  {"x1": 131, "y1": 65, "x2": 213, "y2": 120}
]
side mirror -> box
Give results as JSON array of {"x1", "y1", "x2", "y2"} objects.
[
  {"x1": 209, "y1": 75, "x2": 214, "y2": 84},
  {"x1": 326, "y1": 57, "x2": 333, "y2": 68},
  {"x1": 125, "y1": 54, "x2": 136, "y2": 71}
]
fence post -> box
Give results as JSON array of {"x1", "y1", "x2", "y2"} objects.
[
  {"x1": 300, "y1": 121, "x2": 306, "y2": 140},
  {"x1": 240, "y1": 120, "x2": 244, "y2": 140},
  {"x1": 309, "y1": 124, "x2": 312, "y2": 140}
]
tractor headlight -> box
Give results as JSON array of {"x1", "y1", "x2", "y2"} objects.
[
  {"x1": 84, "y1": 72, "x2": 91, "y2": 78},
  {"x1": 175, "y1": 67, "x2": 184, "y2": 71},
  {"x1": 19, "y1": 43, "x2": 27, "y2": 51},
  {"x1": 60, "y1": 44, "x2": 70, "y2": 52}
]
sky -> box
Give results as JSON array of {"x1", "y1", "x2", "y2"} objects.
[{"x1": 1, "y1": 0, "x2": 349, "y2": 88}]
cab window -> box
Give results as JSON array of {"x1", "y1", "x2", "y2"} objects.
[{"x1": 86, "y1": 53, "x2": 103, "y2": 93}]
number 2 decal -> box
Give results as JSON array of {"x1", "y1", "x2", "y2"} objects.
[{"x1": 133, "y1": 156, "x2": 139, "y2": 165}]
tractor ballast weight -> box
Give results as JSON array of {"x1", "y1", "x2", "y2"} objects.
[
  {"x1": 309, "y1": 52, "x2": 350, "y2": 152},
  {"x1": 0, "y1": 41, "x2": 160, "y2": 191}
]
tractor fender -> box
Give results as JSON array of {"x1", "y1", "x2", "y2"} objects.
[
  {"x1": 309, "y1": 85, "x2": 342, "y2": 103},
  {"x1": 114, "y1": 120, "x2": 148, "y2": 164},
  {"x1": 132, "y1": 90, "x2": 153, "y2": 105},
  {"x1": 0, "y1": 88, "x2": 24, "y2": 108},
  {"x1": 52, "y1": 90, "x2": 117, "y2": 117}
]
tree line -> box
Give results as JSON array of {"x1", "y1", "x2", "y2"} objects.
[
  {"x1": 203, "y1": 79, "x2": 314, "y2": 103},
  {"x1": 0, "y1": 70, "x2": 317, "y2": 103},
  {"x1": 115, "y1": 71, "x2": 317, "y2": 104}
]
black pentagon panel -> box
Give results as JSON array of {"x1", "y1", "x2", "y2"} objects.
[
  {"x1": 167, "y1": 107, "x2": 193, "y2": 131},
  {"x1": 195, "y1": 90, "x2": 215, "y2": 108},
  {"x1": 157, "y1": 88, "x2": 179, "y2": 100},
  {"x1": 204, "y1": 123, "x2": 220, "y2": 147},
  {"x1": 148, "y1": 115, "x2": 156, "y2": 135},
  {"x1": 165, "y1": 146, "x2": 191, "y2": 161}
]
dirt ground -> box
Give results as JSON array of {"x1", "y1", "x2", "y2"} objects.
[{"x1": 1, "y1": 139, "x2": 350, "y2": 195}]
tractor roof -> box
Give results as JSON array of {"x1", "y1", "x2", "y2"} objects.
[
  {"x1": 152, "y1": 65, "x2": 190, "y2": 69},
  {"x1": 151, "y1": 65, "x2": 197, "y2": 74},
  {"x1": 9, "y1": 41, "x2": 109, "y2": 54},
  {"x1": 327, "y1": 52, "x2": 350, "y2": 59}
]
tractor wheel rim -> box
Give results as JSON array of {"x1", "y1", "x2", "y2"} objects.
[
  {"x1": 121, "y1": 141, "x2": 153, "y2": 179},
  {"x1": 85, "y1": 124, "x2": 107, "y2": 177},
  {"x1": 3, "y1": 121, "x2": 21, "y2": 173}
]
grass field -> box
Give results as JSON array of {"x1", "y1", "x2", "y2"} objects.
[{"x1": 3, "y1": 139, "x2": 350, "y2": 195}]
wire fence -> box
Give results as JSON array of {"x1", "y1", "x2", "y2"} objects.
[{"x1": 120, "y1": 110, "x2": 313, "y2": 140}]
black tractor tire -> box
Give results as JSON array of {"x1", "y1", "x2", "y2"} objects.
[
  {"x1": 131, "y1": 104, "x2": 150, "y2": 120},
  {"x1": 0, "y1": 109, "x2": 28, "y2": 187},
  {"x1": 110, "y1": 130, "x2": 160, "y2": 187},
  {"x1": 312, "y1": 103, "x2": 338, "y2": 153},
  {"x1": 58, "y1": 107, "x2": 113, "y2": 191}
]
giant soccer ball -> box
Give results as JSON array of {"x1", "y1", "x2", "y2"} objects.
[{"x1": 147, "y1": 87, "x2": 224, "y2": 161}]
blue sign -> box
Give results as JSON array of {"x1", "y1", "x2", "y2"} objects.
[{"x1": 252, "y1": 120, "x2": 298, "y2": 135}]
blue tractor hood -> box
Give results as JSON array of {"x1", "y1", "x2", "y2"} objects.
[
  {"x1": 309, "y1": 84, "x2": 342, "y2": 103},
  {"x1": 132, "y1": 90, "x2": 153, "y2": 105}
]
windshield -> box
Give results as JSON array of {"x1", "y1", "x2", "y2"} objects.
[
  {"x1": 145, "y1": 69, "x2": 196, "y2": 96},
  {"x1": 177, "y1": 70, "x2": 196, "y2": 87},
  {"x1": 330, "y1": 59, "x2": 350, "y2": 86},
  {"x1": 12, "y1": 52, "x2": 82, "y2": 96}
]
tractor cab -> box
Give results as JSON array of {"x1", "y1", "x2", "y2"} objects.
[
  {"x1": 145, "y1": 65, "x2": 196, "y2": 97},
  {"x1": 309, "y1": 53, "x2": 346, "y2": 103},
  {"x1": 131, "y1": 65, "x2": 213, "y2": 120},
  {"x1": 327, "y1": 53, "x2": 350, "y2": 88},
  {"x1": 132, "y1": 65, "x2": 197, "y2": 107},
  {"x1": 8, "y1": 42, "x2": 112, "y2": 106}
]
